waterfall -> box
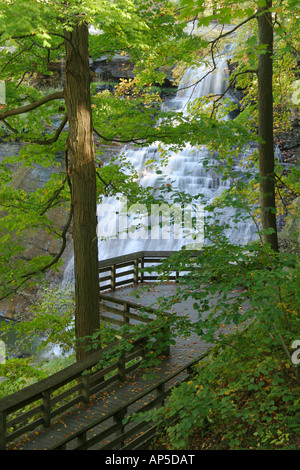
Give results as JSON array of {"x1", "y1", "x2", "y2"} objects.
[{"x1": 63, "y1": 58, "x2": 257, "y2": 283}]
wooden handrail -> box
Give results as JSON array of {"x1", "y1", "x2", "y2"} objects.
[
  {"x1": 0, "y1": 295, "x2": 170, "y2": 449},
  {"x1": 0, "y1": 338, "x2": 147, "y2": 449},
  {"x1": 98, "y1": 250, "x2": 198, "y2": 292},
  {"x1": 99, "y1": 292, "x2": 156, "y2": 313},
  {"x1": 0, "y1": 250, "x2": 200, "y2": 449},
  {"x1": 49, "y1": 350, "x2": 211, "y2": 450},
  {"x1": 98, "y1": 251, "x2": 178, "y2": 269}
]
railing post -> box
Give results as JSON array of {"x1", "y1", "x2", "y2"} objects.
[
  {"x1": 111, "y1": 264, "x2": 116, "y2": 291},
  {"x1": 77, "y1": 430, "x2": 87, "y2": 449},
  {"x1": 187, "y1": 364, "x2": 194, "y2": 379},
  {"x1": 0, "y1": 411, "x2": 7, "y2": 450},
  {"x1": 163, "y1": 325, "x2": 171, "y2": 356},
  {"x1": 123, "y1": 302, "x2": 130, "y2": 325},
  {"x1": 156, "y1": 383, "x2": 166, "y2": 407},
  {"x1": 113, "y1": 408, "x2": 127, "y2": 449},
  {"x1": 133, "y1": 258, "x2": 138, "y2": 284},
  {"x1": 81, "y1": 373, "x2": 90, "y2": 405},
  {"x1": 42, "y1": 390, "x2": 51, "y2": 428},
  {"x1": 140, "y1": 255, "x2": 144, "y2": 283},
  {"x1": 118, "y1": 351, "x2": 126, "y2": 382}
]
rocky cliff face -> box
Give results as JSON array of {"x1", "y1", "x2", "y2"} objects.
[
  {"x1": 0, "y1": 138, "x2": 124, "y2": 319},
  {"x1": 0, "y1": 52, "x2": 175, "y2": 320},
  {"x1": 0, "y1": 142, "x2": 69, "y2": 318}
]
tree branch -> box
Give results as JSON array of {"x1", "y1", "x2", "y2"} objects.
[
  {"x1": 39, "y1": 176, "x2": 67, "y2": 215},
  {"x1": 0, "y1": 91, "x2": 64, "y2": 121},
  {"x1": 27, "y1": 114, "x2": 68, "y2": 145},
  {"x1": 0, "y1": 205, "x2": 73, "y2": 301},
  {"x1": 93, "y1": 126, "x2": 173, "y2": 145},
  {"x1": 207, "y1": 12, "x2": 258, "y2": 46}
]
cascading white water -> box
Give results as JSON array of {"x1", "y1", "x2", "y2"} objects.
[{"x1": 63, "y1": 58, "x2": 257, "y2": 282}]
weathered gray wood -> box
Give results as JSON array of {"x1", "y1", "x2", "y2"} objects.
[
  {"x1": 42, "y1": 391, "x2": 51, "y2": 428},
  {"x1": 98, "y1": 251, "x2": 145, "y2": 268},
  {"x1": 156, "y1": 383, "x2": 166, "y2": 407},
  {"x1": 111, "y1": 264, "x2": 116, "y2": 291},
  {"x1": 7, "y1": 403, "x2": 42, "y2": 427},
  {"x1": 113, "y1": 408, "x2": 127, "y2": 449},
  {"x1": 0, "y1": 335, "x2": 145, "y2": 448},
  {"x1": 99, "y1": 314, "x2": 124, "y2": 326},
  {"x1": 48, "y1": 352, "x2": 211, "y2": 451},
  {"x1": 121, "y1": 424, "x2": 157, "y2": 450},
  {"x1": 77, "y1": 430, "x2": 87, "y2": 449},
  {"x1": 76, "y1": 422, "x2": 121, "y2": 450},
  {"x1": 118, "y1": 351, "x2": 126, "y2": 382},
  {"x1": 0, "y1": 338, "x2": 123, "y2": 414},
  {"x1": 50, "y1": 395, "x2": 81, "y2": 421},
  {"x1": 80, "y1": 374, "x2": 90, "y2": 405},
  {"x1": 115, "y1": 269, "x2": 134, "y2": 279},
  {"x1": 0, "y1": 411, "x2": 6, "y2": 450},
  {"x1": 7, "y1": 416, "x2": 44, "y2": 444},
  {"x1": 140, "y1": 256, "x2": 145, "y2": 283},
  {"x1": 100, "y1": 292, "x2": 156, "y2": 313},
  {"x1": 98, "y1": 250, "x2": 189, "y2": 292},
  {"x1": 133, "y1": 258, "x2": 139, "y2": 284},
  {"x1": 1, "y1": 249, "x2": 202, "y2": 448},
  {"x1": 115, "y1": 279, "x2": 135, "y2": 288}
]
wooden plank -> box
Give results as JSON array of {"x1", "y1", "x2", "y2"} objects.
[
  {"x1": 115, "y1": 279, "x2": 135, "y2": 288},
  {"x1": 89, "y1": 363, "x2": 117, "y2": 386},
  {"x1": 7, "y1": 403, "x2": 42, "y2": 427},
  {"x1": 99, "y1": 314, "x2": 124, "y2": 326},
  {"x1": 115, "y1": 269, "x2": 134, "y2": 278},
  {"x1": 7, "y1": 416, "x2": 44, "y2": 444},
  {"x1": 49, "y1": 382, "x2": 80, "y2": 406},
  {"x1": 98, "y1": 252, "x2": 145, "y2": 268},
  {"x1": 125, "y1": 360, "x2": 142, "y2": 376},
  {"x1": 102, "y1": 420, "x2": 149, "y2": 450},
  {"x1": 76, "y1": 422, "x2": 121, "y2": 450},
  {"x1": 89, "y1": 373, "x2": 119, "y2": 396},
  {"x1": 50, "y1": 395, "x2": 82, "y2": 420},
  {"x1": 99, "y1": 284, "x2": 112, "y2": 292},
  {"x1": 99, "y1": 274, "x2": 111, "y2": 282},
  {"x1": 121, "y1": 424, "x2": 157, "y2": 450},
  {"x1": 100, "y1": 305, "x2": 153, "y2": 324},
  {"x1": 0, "y1": 340, "x2": 122, "y2": 414},
  {"x1": 111, "y1": 264, "x2": 116, "y2": 291},
  {"x1": 42, "y1": 391, "x2": 51, "y2": 428},
  {"x1": 48, "y1": 353, "x2": 210, "y2": 451},
  {"x1": 0, "y1": 412, "x2": 6, "y2": 450},
  {"x1": 52, "y1": 421, "x2": 121, "y2": 451},
  {"x1": 100, "y1": 293, "x2": 156, "y2": 313}
]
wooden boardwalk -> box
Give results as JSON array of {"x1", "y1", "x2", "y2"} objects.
[{"x1": 6, "y1": 283, "x2": 212, "y2": 450}]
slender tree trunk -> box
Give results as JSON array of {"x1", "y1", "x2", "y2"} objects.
[
  {"x1": 257, "y1": 0, "x2": 279, "y2": 252},
  {"x1": 64, "y1": 23, "x2": 100, "y2": 360}
]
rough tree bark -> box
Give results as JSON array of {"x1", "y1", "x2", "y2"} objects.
[
  {"x1": 64, "y1": 23, "x2": 100, "y2": 360},
  {"x1": 257, "y1": 0, "x2": 279, "y2": 252}
]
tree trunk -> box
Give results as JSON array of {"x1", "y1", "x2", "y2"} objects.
[
  {"x1": 64, "y1": 23, "x2": 100, "y2": 360},
  {"x1": 257, "y1": 0, "x2": 279, "y2": 252}
]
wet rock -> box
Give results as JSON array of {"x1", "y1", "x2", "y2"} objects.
[{"x1": 90, "y1": 54, "x2": 135, "y2": 82}]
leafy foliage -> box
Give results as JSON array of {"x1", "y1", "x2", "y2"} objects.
[{"x1": 0, "y1": 0, "x2": 299, "y2": 451}]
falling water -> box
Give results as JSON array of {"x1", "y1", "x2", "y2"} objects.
[{"x1": 63, "y1": 58, "x2": 257, "y2": 282}]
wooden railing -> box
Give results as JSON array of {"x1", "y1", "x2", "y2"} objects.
[
  {"x1": 99, "y1": 251, "x2": 182, "y2": 292},
  {"x1": 99, "y1": 292, "x2": 156, "y2": 327},
  {"x1": 0, "y1": 298, "x2": 168, "y2": 450},
  {"x1": 47, "y1": 353, "x2": 211, "y2": 451},
  {"x1": 0, "y1": 250, "x2": 199, "y2": 449}
]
